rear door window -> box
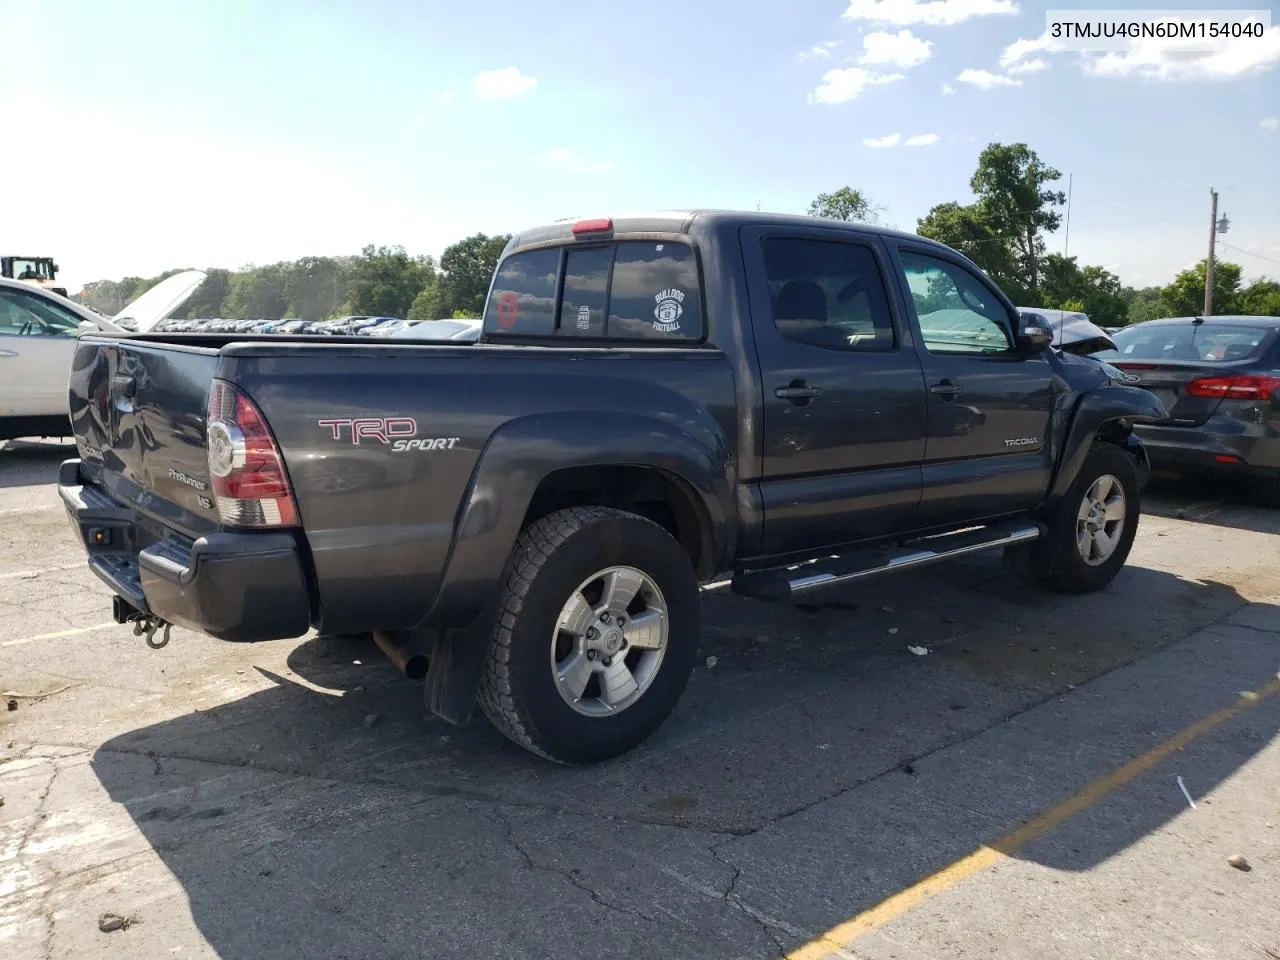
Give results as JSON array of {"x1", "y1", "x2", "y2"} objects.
[{"x1": 482, "y1": 247, "x2": 560, "y2": 336}]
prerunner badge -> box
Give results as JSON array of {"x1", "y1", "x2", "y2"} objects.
[{"x1": 653, "y1": 288, "x2": 685, "y2": 333}]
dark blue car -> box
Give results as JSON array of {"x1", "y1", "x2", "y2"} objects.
[{"x1": 1093, "y1": 315, "x2": 1280, "y2": 504}]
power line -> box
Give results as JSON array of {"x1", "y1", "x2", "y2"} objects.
[{"x1": 1219, "y1": 242, "x2": 1280, "y2": 267}]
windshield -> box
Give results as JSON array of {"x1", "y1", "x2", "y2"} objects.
[
  {"x1": 5, "y1": 258, "x2": 56, "y2": 281},
  {"x1": 1094, "y1": 323, "x2": 1269, "y2": 363}
]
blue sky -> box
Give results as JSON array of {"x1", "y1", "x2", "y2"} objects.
[{"x1": 3, "y1": 0, "x2": 1278, "y2": 291}]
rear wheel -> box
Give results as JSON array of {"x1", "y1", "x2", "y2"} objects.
[
  {"x1": 478, "y1": 506, "x2": 700, "y2": 764},
  {"x1": 1009, "y1": 443, "x2": 1141, "y2": 594}
]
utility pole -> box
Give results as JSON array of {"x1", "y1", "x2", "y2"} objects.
[
  {"x1": 1204, "y1": 187, "x2": 1218, "y2": 316},
  {"x1": 1063, "y1": 173, "x2": 1072, "y2": 257}
]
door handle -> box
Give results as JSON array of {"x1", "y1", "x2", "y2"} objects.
[
  {"x1": 0, "y1": 349, "x2": 18, "y2": 358},
  {"x1": 775, "y1": 381, "x2": 823, "y2": 404},
  {"x1": 929, "y1": 379, "x2": 965, "y2": 400}
]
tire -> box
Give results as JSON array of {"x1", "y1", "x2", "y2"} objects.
[
  {"x1": 1018, "y1": 443, "x2": 1141, "y2": 594},
  {"x1": 478, "y1": 506, "x2": 701, "y2": 764}
]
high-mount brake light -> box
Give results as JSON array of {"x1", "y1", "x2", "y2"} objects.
[
  {"x1": 571, "y1": 217, "x2": 613, "y2": 235},
  {"x1": 1184, "y1": 374, "x2": 1280, "y2": 401},
  {"x1": 206, "y1": 379, "x2": 298, "y2": 527}
]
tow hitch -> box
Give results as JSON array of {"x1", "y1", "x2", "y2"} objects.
[{"x1": 113, "y1": 596, "x2": 172, "y2": 649}]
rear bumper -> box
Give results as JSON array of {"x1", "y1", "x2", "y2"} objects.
[
  {"x1": 1135, "y1": 418, "x2": 1280, "y2": 478},
  {"x1": 58, "y1": 459, "x2": 313, "y2": 642}
]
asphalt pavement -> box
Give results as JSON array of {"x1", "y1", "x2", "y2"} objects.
[{"x1": 1, "y1": 439, "x2": 1278, "y2": 959}]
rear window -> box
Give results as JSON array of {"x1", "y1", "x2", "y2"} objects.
[
  {"x1": 1098, "y1": 324, "x2": 1269, "y2": 363},
  {"x1": 483, "y1": 240, "x2": 703, "y2": 342}
]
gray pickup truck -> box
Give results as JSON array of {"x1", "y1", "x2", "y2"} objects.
[{"x1": 58, "y1": 211, "x2": 1164, "y2": 763}]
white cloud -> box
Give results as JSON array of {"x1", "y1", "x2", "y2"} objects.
[
  {"x1": 843, "y1": 0, "x2": 1017, "y2": 27},
  {"x1": 1000, "y1": 31, "x2": 1064, "y2": 68},
  {"x1": 906, "y1": 132, "x2": 940, "y2": 146},
  {"x1": 858, "y1": 29, "x2": 933, "y2": 68},
  {"x1": 547, "y1": 147, "x2": 616, "y2": 175},
  {"x1": 864, "y1": 133, "x2": 902, "y2": 148},
  {"x1": 809, "y1": 67, "x2": 905, "y2": 104},
  {"x1": 799, "y1": 40, "x2": 843, "y2": 61},
  {"x1": 942, "y1": 82, "x2": 956, "y2": 94},
  {"x1": 1084, "y1": 27, "x2": 1280, "y2": 80},
  {"x1": 1002, "y1": 20, "x2": 1280, "y2": 81},
  {"x1": 956, "y1": 68, "x2": 1022, "y2": 89},
  {"x1": 1006, "y1": 57, "x2": 1048, "y2": 75},
  {"x1": 1262, "y1": 117, "x2": 1280, "y2": 131},
  {"x1": 471, "y1": 66, "x2": 537, "y2": 100}
]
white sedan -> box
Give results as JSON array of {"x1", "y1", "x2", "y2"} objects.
[{"x1": 0, "y1": 271, "x2": 205, "y2": 441}]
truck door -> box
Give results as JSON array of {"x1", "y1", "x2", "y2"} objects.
[
  {"x1": 888, "y1": 244, "x2": 1055, "y2": 528},
  {"x1": 742, "y1": 225, "x2": 927, "y2": 555}
]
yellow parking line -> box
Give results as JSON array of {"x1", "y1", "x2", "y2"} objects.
[
  {"x1": 0, "y1": 622, "x2": 118, "y2": 648},
  {"x1": 785, "y1": 676, "x2": 1280, "y2": 960}
]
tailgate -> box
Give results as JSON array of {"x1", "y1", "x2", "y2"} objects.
[{"x1": 69, "y1": 337, "x2": 222, "y2": 539}]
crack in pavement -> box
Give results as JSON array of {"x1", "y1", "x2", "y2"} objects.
[
  {"x1": 707, "y1": 841, "x2": 830, "y2": 960},
  {"x1": 493, "y1": 808, "x2": 668, "y2": 927},
  {"x1": 88, "y1": 741, "x2": 747, "y2": 836}
]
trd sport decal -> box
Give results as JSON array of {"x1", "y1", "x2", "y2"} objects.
[{"x1": 318, "y1": 418, "x2": 461, "y2": 452}]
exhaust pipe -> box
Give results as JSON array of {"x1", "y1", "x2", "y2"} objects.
[{"x1": 372, "y1": 630, "x2": 431, "y2": 680}]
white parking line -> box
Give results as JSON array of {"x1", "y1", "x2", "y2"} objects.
[
  {"x1": 0, "y1": 563, "x2": 84, "y2": 581},
  {"x1": 0, "y1": 505, "x2": 57, "y2": 515},
  {"x1": 0, "y1": 622, "x2": 117, "y2": 648}
]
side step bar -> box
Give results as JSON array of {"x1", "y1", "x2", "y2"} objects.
[{"x1": 731, "y1": 521, "x2": 1043, "y2": 602}]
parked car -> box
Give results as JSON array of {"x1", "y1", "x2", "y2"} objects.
[
  {"x1": 58, "y1": 211, "x2": 1163, "y2": 763},
  {"x1": 0, "y1": 273, "x2": 203, "y2": 441},
  {"x1": 1092, "y1": 314, "x2": 1280, "y2": 503},
  {"x1": 388, "y1": 317, "x2": 483, "y2": 341}
]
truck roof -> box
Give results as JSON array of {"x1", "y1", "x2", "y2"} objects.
[{"x1": 510, "y1": 210, "x2": 957, "y2": 256}]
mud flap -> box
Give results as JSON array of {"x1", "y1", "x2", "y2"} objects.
[{"x1": 423, "y1": 611, "x2": 497, "y2": 726}]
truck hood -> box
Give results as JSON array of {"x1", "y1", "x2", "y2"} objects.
[{"x1": 112, "y1": 269, "x2": 206, "y2": 332}]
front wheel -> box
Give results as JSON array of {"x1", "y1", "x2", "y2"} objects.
[
  {"x1": 1010, "y1": 443, "x2": 1141, "y2": 594},
  {"x1": 478, "y1": 506, "x2": 700, "y2": 764}
]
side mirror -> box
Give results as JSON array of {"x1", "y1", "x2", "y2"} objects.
[{"x1": 1016, "y1": 313, "x2": 1054, "y2": 354}]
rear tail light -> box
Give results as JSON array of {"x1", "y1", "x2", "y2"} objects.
[
  {"x1": 206, "y1": 379, "x2": 298, "y2": 527},
  {"x1": 1184, "y1": 375, "x2": 1280, "y2": 400}
]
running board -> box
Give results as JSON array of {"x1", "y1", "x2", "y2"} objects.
[{"x1": 731, "y1": 521, "x2": 1044, "y2": 602}]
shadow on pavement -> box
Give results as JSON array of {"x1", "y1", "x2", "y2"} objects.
[
  {"x1": 88, "y1": 563, "x2": 1277, "y2": 959},
  {"x1": 1143, "y1": 474, "x2": 1280, "y2": 534},
  {"x1": 0, "y1": 439, "x2": 75, "y2": 490}
]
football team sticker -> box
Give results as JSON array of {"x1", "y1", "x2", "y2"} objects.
[{"x1": 653, "y1": 288, "x2": 685, "y2": 333}]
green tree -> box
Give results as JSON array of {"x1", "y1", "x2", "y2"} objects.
[
  {"x1": 436, "y1": 234, "x2": 508, "y2": 317},
  {"x1": 347, "y1": 244, "x2": 435, "y2": 317},
  {"x1": 1160, "y1": 259, "x2": 1241, "y2": 317},
  {"x1": 179, "y1": 268, "x2": 232, "y2": 319},
  {"x1": 917, "y1": 201, "x2": 1021, "y2": 295},
  {"x1": 285, "y1": 256, "x2": 351, "y2": 320},
  {"x1": 224, "y1": 263, "x2": 290, "y2": 318},
  {"x1": 1238, "y1": 277, "x2": 1280, "y2": 316},
  {"x1": 1122, "y1": 286, "x2": 1164, "y2": 324},
  {"x1": 1035, "y1": 254, "x2": 1129, "y2": 325},
  {"x1": 407, "y1": 281, "x2": 441, "y2": 321},
  {"x1": 807, "y1": 187, "x2": 880, "y2": 224},
  {"x1": 968, "y1": 142, "x2": 1066, "y2": 297}
]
